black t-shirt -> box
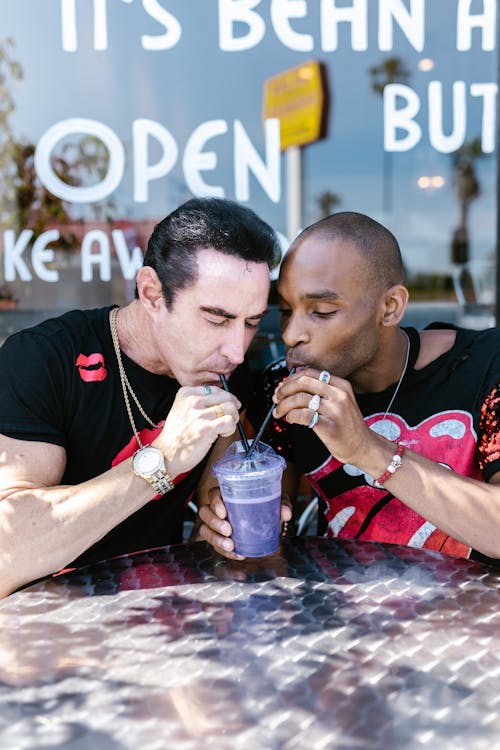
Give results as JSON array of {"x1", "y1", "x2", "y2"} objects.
[
  {"x1": 0, "y1": 306, "x2": 249, "y2": 568},
  {"x1": 248, "y1": 325, "x2": 500, "y2": 563}
]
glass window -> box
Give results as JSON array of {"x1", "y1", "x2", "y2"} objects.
[{"x1": 0, "y1": 0, "x2": 497, "y2": 339}]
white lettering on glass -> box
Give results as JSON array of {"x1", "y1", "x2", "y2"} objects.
[
  {"x1": 218, "y1": 0, "x2": 265, "y2": 51},
  {"x1": 133, "y1": 119, "x2": 179, "y2": 202},
  {"x1": 141, "y1": 0, "x2": 182, "y2": 50},
  {"x1": 234, "y1": 118, "x2": 281, "y2": 203},
  {"x1": 4, "y1": 229, "x2": 34, "y2": 281},
  {"x1": 32, "y1": 230, "x2": 59, "y2": 282},
  {"x1": 457, "y1": 0, "x2": 495, "y2": 51},
  {"x1": 81, "y1": 230, "x2": 111, "y2": 282},
  {"x1": 384, "y1": 83, "x2": 421, "y2": 151},
  {"x1": 112, "y1": 230, "x2": 145, "y2": 280},
  {"x1": 35, "y1": 118, "x2": 125, "y2": 202},
  {"x1": 60, "y1": 0, "x2": 108, "y2": 52},
  {"x1": 321, "y1": 0, "x2": 368, "y2": 52},
  {"x1": 428, "y1": 81, "x2": 467, "y2": 153},
  {"x1": 384, "y1": 81, "x2": 497, "y2": 153},
  {"x1": 183, "y1": 120, "x2": 228, "y2": 197},
  {"x1": 379, "y1": 0, "x2": 425, "y2": 52},
  {"x1": 271, "y1": 0, "x2": 313, "y2": 52}
]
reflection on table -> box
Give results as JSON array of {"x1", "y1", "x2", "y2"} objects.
[{"x1": 0, "y1": 537, "x2": 499, "y2": 749}]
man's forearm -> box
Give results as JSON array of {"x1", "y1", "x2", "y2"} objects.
[
  {"x1": 358, "y1": 435, "x2": 500, "y2": 558},
  {"x1": 0, "y1": 459, "x2": 155, "y2": 598}
]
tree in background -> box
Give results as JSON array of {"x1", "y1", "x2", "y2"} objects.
[
  {"x1": 0, "y1": 38, "x2": 78, "y2": 248},
  {"x1": 59, "y1": 135, "x2": 116, "y2": 222},
  {"x1": 369, "y1": 56, "x2": 410, "y2": 213},
  {"x1": 0, "y1": 37, "x2": 25, "y2": 232},
  {"x1": 0, "y1": 37, "x2": 116, "y2": 247},
  {"x1": 450, "y1": 137, "x2": 484, "y2": 265},
  {"x1": 316, "y1": 190, "x2": 341, "y2": 219}
]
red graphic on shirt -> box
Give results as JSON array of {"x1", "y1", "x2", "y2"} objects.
[
  {"x1": 478, "y1": 383, "x2": 500, "y2": 466},
  {"x1": 308, "y1": 411, "x2": 480, "y2": 558},
  {"x1": 75, "y1": 353, "x2": 107, "y2": 382},
  {"x1": 112, "y1": 424, "x2": 164, "y2": 466}
]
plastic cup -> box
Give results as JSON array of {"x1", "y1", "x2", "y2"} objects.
[{"x1": 213, "y1": 440, "x2": 286, "y2": 557}]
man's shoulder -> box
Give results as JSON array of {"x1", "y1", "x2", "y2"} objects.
[
  {"x1": 3, "y1": 306, "x2": 112, "y2": 349},
  {"x1": 28, "y1": 306, "x2": 111, "y2": 337},
  {"x1": 421, "y1": 323, "x2": 500, "y2": 364},
  {"x1": 0, "y1": 307, "x2": 114, "y2": 380},
  {"x1": 424, "y1": 321, "x2": 500, "y2": 340}
]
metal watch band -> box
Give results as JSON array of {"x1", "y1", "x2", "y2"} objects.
[{"x1": 147, "y1": 470, "x2": 175, "y2": 494}]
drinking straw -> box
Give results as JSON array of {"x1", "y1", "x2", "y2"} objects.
[
  {"x1": 219, "y1": 374, "x2": 251, "y2": 453},
  {"x1": 245, "y1": 367, "x2": 296, "y2": 460}
]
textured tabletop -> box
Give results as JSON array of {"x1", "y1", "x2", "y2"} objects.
[{"x1": 0, "y1": 537, "x2": 499, "y2": 750}]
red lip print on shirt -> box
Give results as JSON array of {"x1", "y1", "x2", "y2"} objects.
[
  {"x1": 308, "y1": 411, "x2": 479, "y2": 558},
  {"x1": 75, "y1": 353, "x2": 107, "y2": 382}
]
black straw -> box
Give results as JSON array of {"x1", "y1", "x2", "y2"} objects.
[
  {"x1": 245, "y1": 367, "x2": 296, "y2": 459},
  {"x1": 219, "y1": 374, "x2": 251, "y2": 453}
]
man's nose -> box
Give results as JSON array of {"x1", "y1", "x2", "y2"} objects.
[
  {"x1": 220, "y1": 327, "x2": 246, "y2": 365},
  {"x1": 281, "y1": 312, "x2": 307, "y2": 347}
]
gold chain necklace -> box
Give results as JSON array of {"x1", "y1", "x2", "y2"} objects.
[{"x1": 109, "y1": 306, "x2": 161, "y2": 449}]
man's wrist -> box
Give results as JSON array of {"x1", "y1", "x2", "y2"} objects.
[
  {"x1": 374, "y1": 442, "x2": 405, "y2": 488},
  {"x1": 132, "y1": 445, "x2": 174, "y2": 494},
  {"x1": 353, "y1": 436, "x2": 405, "y2": 488}
]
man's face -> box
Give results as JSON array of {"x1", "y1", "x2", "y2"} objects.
[
  {"x1": 277, "y1": 236, "x2": 383, "y2": 382},
  {"x1": 157, "y1": 248, "x2": 270, "y2": 386}
]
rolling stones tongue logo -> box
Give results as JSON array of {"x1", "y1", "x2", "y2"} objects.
[
  {"x1": 308, "y1": 411, "x2": 479, "y2": 558},
  {"x1": 75, "y1": 353, "x2": 107, "y2": 382}
]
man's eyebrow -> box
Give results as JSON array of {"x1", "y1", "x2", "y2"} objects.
[
  {"x1": 200, "y1": 306, "x2": 267, "y2": 320},
  {"x1": 276, "y1": 290, "x2": 341, "y2": 303},
  {"x1": 303, "y1": 290, "x2": 342, "y2": 301}
]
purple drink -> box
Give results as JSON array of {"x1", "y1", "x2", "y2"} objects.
[
  {"x1": 224, "y1": 493, "x2": 281, "y2": 557},
  {"x1": 213, "y1": 441, "x2": 286, "y2": 557}
]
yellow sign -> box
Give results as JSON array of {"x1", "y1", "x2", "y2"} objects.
[{"x1": 263, "y1": 60, "x2": 327, "y2": 151}]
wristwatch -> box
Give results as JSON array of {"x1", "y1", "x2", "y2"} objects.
[{"x1": 132, "y1": 446, "x2": 175, "y2": 494}]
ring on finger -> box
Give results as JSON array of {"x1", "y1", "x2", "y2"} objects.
[
  {"x1": 308, "y1": 411, "x2": 319, "y2": 429},
  {"x1": 214, "y1": 403, "x2": 225, "y2": 419},
  {"x1": 319, "y1": 370, "x2": 330, "y2": 384},
  {"x1": 308, "y1": 394, "x2": 321, "y2": 412},
  {"x1": 204, "y1": 384, "x2": 212, "y2": 395}
]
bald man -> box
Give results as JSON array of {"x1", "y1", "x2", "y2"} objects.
[{"x1": 198, "y1": 211, "x2": 500, "y2": 566}]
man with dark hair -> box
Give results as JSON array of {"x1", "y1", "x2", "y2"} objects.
[
  {"x1": 0, "y1": 197, "x2": 282, "y2": 597},
  {"x1": 199, "y1": 211, "x2": 500, "y2": 565}
]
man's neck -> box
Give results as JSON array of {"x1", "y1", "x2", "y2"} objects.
[
  {"x1": 350, "y1": 328, "x2": 410, "y2": 396},
  {"x1": 113, "y1": 302, "x2": 170, "y2": 376}
]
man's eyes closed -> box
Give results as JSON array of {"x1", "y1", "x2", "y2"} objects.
[{"x1": 205, "y1": 317, "x2": 259, "y2": 329}]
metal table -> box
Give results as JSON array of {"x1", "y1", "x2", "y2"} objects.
[{"x1": 0, "y1": 537, "x2": 499, "y2": 749}]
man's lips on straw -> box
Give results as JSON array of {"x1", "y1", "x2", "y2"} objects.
[{"x1": 286, "y1": 360, "x2": 306, "y2": 372}]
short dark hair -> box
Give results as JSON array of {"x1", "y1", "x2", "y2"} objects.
[
  {"x1": 300, "y1": 211, "x2": 405, "y2": 290},
  {"x1": 141, "y1": 197, "x2": 280, "y2": 307}
]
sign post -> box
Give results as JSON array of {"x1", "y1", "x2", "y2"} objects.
[{"x1": 263, "y1": 60, "x2": 329, "y2": 241}]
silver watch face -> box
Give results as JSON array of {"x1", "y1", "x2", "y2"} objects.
[{"x1": 134, "y1": 446, "x2": 163, "y2": 475}]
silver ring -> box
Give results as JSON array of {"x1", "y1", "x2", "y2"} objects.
[
  {"x1": 308, "y1": 411, "x2": 319, "y2": 429},
  {"x1": 319, "y1": 371, "x2": 330, "y2": 384},
  {"x1": 308, "y1": 394, "x2": 321, "y2": 412},
  {"x1": 203, "y1": 385, "x2": 212, "y2": 395}
]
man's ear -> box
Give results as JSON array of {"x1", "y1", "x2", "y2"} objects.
[
  {"x1": 379, "y1": 284, "x2": 409, "y2": 327},
  {"x1": 136, "y1": 266, "x2": 164, "y2": 312}
]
